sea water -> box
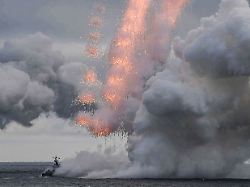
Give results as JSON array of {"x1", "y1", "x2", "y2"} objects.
[{"x1": 1, "y1": 162, "x2": 250, "y2": 187}]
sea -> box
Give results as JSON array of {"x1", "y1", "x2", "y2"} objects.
[{"x1": 1, "y1": 162, "x2": 250, "y2": 187}]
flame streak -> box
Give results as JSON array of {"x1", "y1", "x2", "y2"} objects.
[
  {"x1": 162, "y1": 0, "x2": 189, "y2": 26},
  {"x1": 103, "y1": 0, "x2": 150, "y2": 109},
  {"x1": 146, "y1": 0, "x2": 189, "y2": 64}
]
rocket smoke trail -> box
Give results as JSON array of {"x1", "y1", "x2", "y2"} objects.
[{"x1": 56, "y1": 0, "x2": 250, "y2": 180}]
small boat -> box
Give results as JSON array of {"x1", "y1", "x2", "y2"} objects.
[{"x1": 41, "y1": 156, "x2": 60, "y2": 177}]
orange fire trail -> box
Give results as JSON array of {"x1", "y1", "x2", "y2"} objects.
[
  {"x1": 103, "y1": 0, "x2": 150, "y2": 109},
  {"x1": 145, "y1": 0, "x2": 189, "y2": 65},
  {"x1": 162, "y1": 0, "x2": 189, "y2": 26}
]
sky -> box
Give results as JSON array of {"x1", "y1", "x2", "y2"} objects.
[{"x1": 0, "y1": 0, "x2": 229, "y2": 162}]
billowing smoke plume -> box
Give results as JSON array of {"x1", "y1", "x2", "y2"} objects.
[
  {"x1": 127, "y1": 0, "x2": 250, "y2": 178},
  {"x1": 57, "y1": 0, "x2": 250, "y2": 178},
  {"x1": 0, "y1": 33, "x2": 96, "y2": 128}
]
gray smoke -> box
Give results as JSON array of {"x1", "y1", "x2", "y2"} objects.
[
  {"x1": 57, "y1": 0, "x2": 250, "y2": 178},
  {"x1": 127, "y1": 0, "x2": 250, "y2": 178},
  {"x1": 0, "y1": 33, "x2": 91, "y2": 128}
]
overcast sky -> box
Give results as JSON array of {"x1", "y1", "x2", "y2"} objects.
[
  {"x1": 0, "y1": 0, "x2": 223, "y2": 40},
  {"x1": 0, "y1": 0, "x2": 230, "y2": 162}
]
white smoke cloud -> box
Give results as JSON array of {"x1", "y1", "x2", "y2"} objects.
[
  {"x1": 0, "y1": 32, "x2": 95, "y2": 128},
  {"x1": 25, "y1": 81, "x2": 55, "y2": 107},
  {"x1": 177, "y1": 0, "x2": 250, "y2": 77},
  {"x1": 58, "y1": 63, "x2": 87, "y2": 90},
  {"x1": 0, "y1": 65, "x2": 29, "y2": 110}
]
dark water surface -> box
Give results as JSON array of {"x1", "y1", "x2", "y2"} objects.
[{"x1": 1, "y1": 163, "x2": 250, "y2": 187}]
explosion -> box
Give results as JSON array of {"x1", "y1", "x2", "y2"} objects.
[{"x1": 76, "y1": 0, "x2": 189, "y2": 136}]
